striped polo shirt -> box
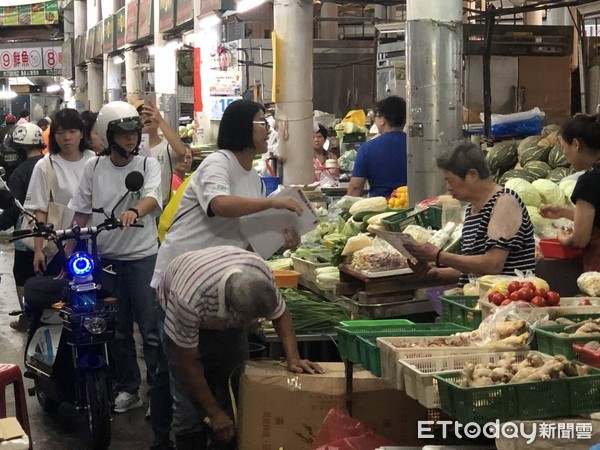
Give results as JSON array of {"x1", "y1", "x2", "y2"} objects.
[
  {"x1": 458, "y1": 188, "x2": 535, "y2": 286},
  {"x1": 156, "y1": 245, "x2": 286, "y2": 348}
]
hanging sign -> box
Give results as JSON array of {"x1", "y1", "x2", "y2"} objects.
[
  {"x1": 125, "y1": 0, "x2": 138, "y2": 44},
  {"x1": 62, "y1": 38, "x2": 72, "y2": 79},
  {"x1": 115, "y1": 7, "x2": 126, "y2": 49},
  {"x1": 175, "y1": 0, "x2": 192, "y2": 27},
  {"x1": 137, "y1": 0, "x2": 153, "y2": 40},
  {"x1": 86, "y1": 26, "x2": 95, "y2": 60},
  {"x1": 0, "y1": 0, "x2": 58, "y2": 26},
  {"x1": 0, "y1": 43, "x2": 62, "y2": 77},
  {"x1": 158, "y1": 0, "x2": 174, "y2": 33},
  {"x1": 93, "y1": 22, "x2": 103, "y2": 58},
  {"x1": 102, "y1": 15, "x2": 115, "y2": 54}
]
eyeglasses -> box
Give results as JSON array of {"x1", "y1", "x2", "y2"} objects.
[{"x1": 253, "y1": 119, "x2": 270, "y2": 129}]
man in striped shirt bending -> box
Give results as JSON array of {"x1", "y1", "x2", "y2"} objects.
[{"x1": 156, "y1": 245, "x2": 324, "y2": 450}]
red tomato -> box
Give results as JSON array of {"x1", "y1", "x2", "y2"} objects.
[
  {"x1": 509, "y1": 292, "x2": 520, "y2": 302},
  {"x1": 546, "y1": 291, "x2": 561, "y2": 306},
  {"x1": 517, "y1": 287, "x2": 534, "y2": 302},
  {"x1": 500, "y1": 299, "x2": 513, "y2": 306},
  {"x1": 578, "y1": 299, "x2": 592, "y2": 306},
  {"x1": 531, "y1": 296, "x2": 547, "y2": 307},
  {"x1": 492, "y1": 292, "x2": 506, "y2": 306},
  {"x1": 522, "y1": 281, "x2": 536, "y2": 291},
  {"x1": 487, "y1": 290, "x2": 499, "y2": 303},
  {"x1": 507, "y1": 281, "x2": 522, "y2": 294},
  {"x1": 536, "y1": 288, "x2": 547, "y2": 299}
]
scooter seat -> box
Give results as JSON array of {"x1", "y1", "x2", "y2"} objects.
[{"x1": 24, "y1": 276, "x2": 69, "y2": 311}]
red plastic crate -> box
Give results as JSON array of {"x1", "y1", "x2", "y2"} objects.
[
  {"x1": 573, "y1": 344, "x2": 600, "y2": 368},
  {"x1": 539, "y1": 238, "x2": 583, "y2": 259}
]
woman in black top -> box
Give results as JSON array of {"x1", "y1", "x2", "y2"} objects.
[
  {"x1": 541, "y1": 114, "x2": 600, "y2": 271},
  {"x1": 405, "y1": 142, "x2": 535, "y2": 286}
]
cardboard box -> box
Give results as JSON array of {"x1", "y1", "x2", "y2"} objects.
[
  {"x1": 238, "y1": 361, "x2": 431, "y2": 450},
  {"x1": 0, "y1": 417, "x2": 29, "y2": 449}
]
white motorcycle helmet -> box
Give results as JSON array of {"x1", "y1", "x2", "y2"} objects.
[
  {"x1": 96, "y1": 101, "x2": 143, "y2": 152},
  {"x1": 11, "y1": 123, "x2": 44, "y2": 148}
]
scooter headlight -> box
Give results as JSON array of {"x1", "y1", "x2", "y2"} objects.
[
  {"x1": 68, "y1": 252, "x2": 94, "y2": 278},
  {"x1": 83, "y1": 317, "x2": 107, "y2": 334}
]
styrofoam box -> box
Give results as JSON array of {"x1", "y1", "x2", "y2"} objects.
[
  {"x1": 401, "y1": 351, "x2": 551, "y2": 409},
  {"x1": 376, "y1": 336, "x2": 517, "y2": 391},
  {"x1": 478, "y1": 297, "x2": 600, "y2": 319}
]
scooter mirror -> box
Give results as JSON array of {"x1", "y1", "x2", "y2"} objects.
[
  {"x1": 125, "y1": 171, "x2": 144, "y2": 192},
  {"x1": 0, "y1": 189, "x2": 16, "y2": 209}
]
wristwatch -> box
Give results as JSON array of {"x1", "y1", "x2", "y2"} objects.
[{"x1": 128, "y1": 207, "x2": 140, "y2": 218}]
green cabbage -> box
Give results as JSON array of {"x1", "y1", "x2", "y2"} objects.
[
  {"x1": 505, "y1": 178, "x2": 541, "y2": 207},
  {"x1": 531, "y1": 179, "x2": 565, "y2": 206},
  {"x1": 559, "y1": 178, "x2": 577, "y2": 207},
  {"x1": 526, "y1": 206, "x2": 553, "y2": 230}
]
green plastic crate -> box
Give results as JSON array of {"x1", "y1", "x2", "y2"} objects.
[
  {"x1": 336, "y1": 319, "x2": 413, "y2": 363},
  {"x1": 337, "y1": 322, "x2": 469, "y2": 373},
  {"x1": 534, "y1": 325, "x2": 600, "y2": 360},
  {"x1": 434, "y1": 367, "x2": 600, "y2": 424},
  {"x1": 381, "y1": 209, "x2": 415, "y2": 232},
  {"x1": 440, "y1": 295, "x2": 482, "y2": 329},
  {"x1": 382, "y1": 207, "x2": 441, "y2": 231}
]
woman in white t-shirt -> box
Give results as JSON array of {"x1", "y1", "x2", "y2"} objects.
[
  {"x1": 151, "y1": 99, "x2": 303, "y2": 286},
  {"x1": 24, "y1": 108, "x2": 95, "y2": 275}
]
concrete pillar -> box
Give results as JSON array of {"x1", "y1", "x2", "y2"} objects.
[
  {"x1": 274, "y1": 0, "x2": 313, "y2": 185},
  {"x1": 105, "y1": 56, "x2": 122, "y2": 102},
  {"x1": 87, "y1": 63, "x2": 103, "y2": 111},
  {"x1": 87, "y1": 0, "x2": 102, "y2": 110},
  {"x1": 153, "y1": 0, "x2": 178, "y2": 130},
  {"x1": 406, "y1": 0, "x2": 463, "y2": 203},
  {"x1": 74, "y1": 0, "x2": 87, "y2": 102},
  {"x1": 125, "y1": 50, "x2": 143, "y2": 104},
  {"x1": 320, "y1": 3, "x2": 338, "y2": 40}
]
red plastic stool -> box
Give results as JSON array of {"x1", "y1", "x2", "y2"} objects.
[{"x1": 0, "y1": 364, "x2": 32, "y2": 449}]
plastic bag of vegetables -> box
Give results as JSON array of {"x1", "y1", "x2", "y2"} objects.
[{"x1": 577, "y1": 272, "x2": 600, "y2": 297}]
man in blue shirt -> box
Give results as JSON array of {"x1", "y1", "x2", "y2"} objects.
[{"x1": 348, "y1": 96, "x2": 407, "y2": 198}]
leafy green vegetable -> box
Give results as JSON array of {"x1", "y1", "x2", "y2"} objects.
[{"x1": 278, "y1": 287, "x2": 354, "y2": 331}]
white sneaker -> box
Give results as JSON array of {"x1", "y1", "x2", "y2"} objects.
[
  {"x1": 113, "y1": 391, "x2": 143, "y2": 413},
  {"x1": 145, "y1": 401, "x2": 151, "y2": 420}
]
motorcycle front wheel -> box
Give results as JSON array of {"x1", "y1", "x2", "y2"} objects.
[
  {"x1": 85, "y1": 368, "x2": 112, "y2": 450},
  {"x1": 34, "y1": 378, "x2": 60, "y2": 413}
]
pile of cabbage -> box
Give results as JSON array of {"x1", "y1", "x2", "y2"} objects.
[{"x1": 504, "y1": 177, "x2": 577, "y2": 237}]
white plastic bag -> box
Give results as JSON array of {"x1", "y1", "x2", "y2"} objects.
[{"x1": 578, "y1": 272, "x2": 600, "y2": 297}]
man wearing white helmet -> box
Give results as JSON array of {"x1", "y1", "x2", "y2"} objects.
[
  {"x1": 0, "y1": 123, "x2": 44, "y2": 331},
  {"x1": 67, "y1": 101, "x2": 171, "y2": 449}
]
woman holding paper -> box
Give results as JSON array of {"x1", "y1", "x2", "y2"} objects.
[
  {"x1": 404, "y1": 142, "x2": 536, "y2": 286},
  {"x1": 151, "y1": 99, "x2": 303, "y2": 287}
]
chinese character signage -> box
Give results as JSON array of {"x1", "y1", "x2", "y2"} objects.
[
  {"x1": 125, "y1": 0, "x2": 138, "y2": 44},
  {"x1": 175, "y1": 0, "x2": 192, "y2": 27},
  {"x1": 115, "y1": 7, "x2": 126, "y2": 49},
  {"x1": 0, "y1": 44, "x2": 62, "y2": 77},
  {"x1": 159, "y1": 0, "x2": 173, "y2": 33},
  {"x1": 137, "y1": 0, "x2": 153, "y2": 40},
  {"x1": 103, "y1": 15, "x2": 114, "y2": 54},
  {"x1": 0, "y1": 0, "x2": 59, "y2": 26}
]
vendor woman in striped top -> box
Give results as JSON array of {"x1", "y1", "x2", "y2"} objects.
[{"x1": 404, "y1": 142, "x2": 536, "y2": 286}]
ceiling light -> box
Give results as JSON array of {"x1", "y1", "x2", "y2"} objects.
[
  {"x1": 112, "y1": 55, "x2": 125, "y2": 64},
  {"x1": 0, "y1": 89, "x2": 17, "y2": 99},
  {"x1": 46, "y1": 84, "x2": 61, "y2": 93}
]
